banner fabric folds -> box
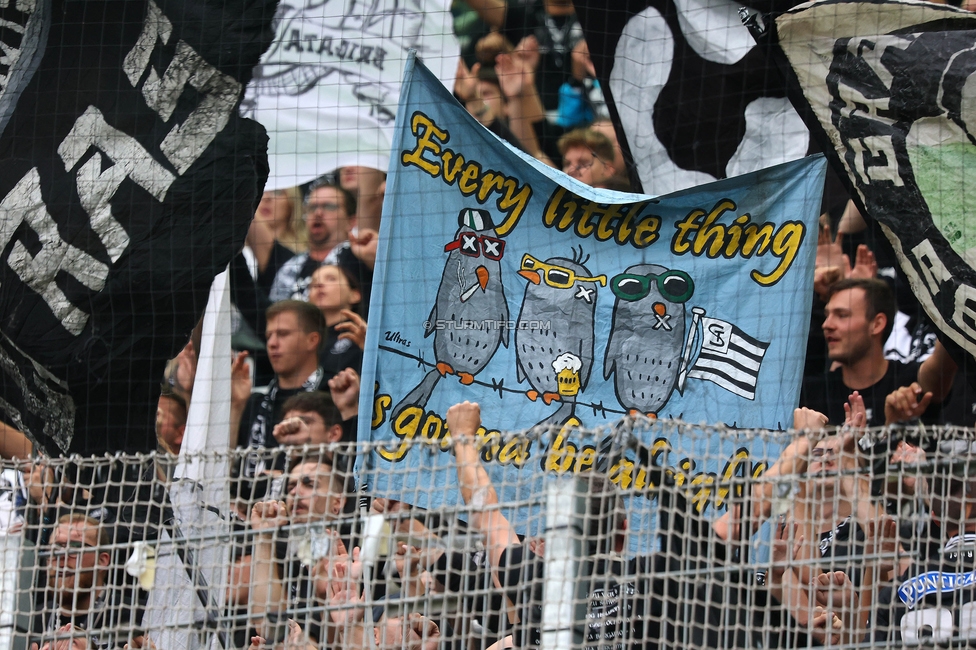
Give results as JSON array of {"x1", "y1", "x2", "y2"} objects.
[
  {"x1": 760, "y1": 0, "x2": 976, "y2": 390},
  {"x1": 358, "y1": 54, "x2": 826, "y2": 543},
  {"x1": 0, "y1": 0, "x2": 276, "y2": 454}
]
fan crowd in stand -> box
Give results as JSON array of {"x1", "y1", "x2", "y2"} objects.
[{"x1": 4, "y1": 0, "x2": 976, "y2": 649}]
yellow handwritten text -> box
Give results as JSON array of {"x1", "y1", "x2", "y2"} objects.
[
  {"x1": 602, "y1": 437, "x2": 767, "y2": 514},
  {"x1": 541, "y1": 429, "x2": 597, "y2": 474},
  {"x1": 671, "y1": 199, "x2": 806, "y2": 286},
  {"x1": 376, "y1": 403, "x2": 530, "y2": 468},
  {"x1": 372, "y1": 385, "x2": 392, "y2": 429},
  {"x1": 400, "y1": 112, "x2": 532, "y2": 234},
  {"x1": 542, "y1": 187, "x2": 659, "y2": 248}
]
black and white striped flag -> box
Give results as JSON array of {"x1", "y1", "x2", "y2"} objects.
[{"x1": 686, "y1": 317, "x2": 768, "y2": 400}]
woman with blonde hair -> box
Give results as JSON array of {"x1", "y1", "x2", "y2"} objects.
[{"x1": 258, "y1": 187, "x2": 306, "y2": 252}]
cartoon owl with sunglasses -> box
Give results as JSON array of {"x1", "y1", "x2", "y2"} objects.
[
  {"x1": 604, "y1": 263, "x2": 695, "y2": 417},
  {"x1": 392, "y1": 208, "x2": 509, "y2": 418},
  {"x1": 515, "y1": 248, "x2": 606, "y2": 425}
]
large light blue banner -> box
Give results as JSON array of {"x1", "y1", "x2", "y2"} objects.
[{"x1": 358, "y1": 55, "x2": 825, "y2": 538}]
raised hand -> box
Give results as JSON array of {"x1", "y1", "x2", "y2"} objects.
[
  {"x1": 793, "y1": 407, "x2": 828, "y2": 431},
  {"x1": 850, "y1": 244, "x2": 878, "y2": 279},
  {"x1": 272, "y1": 416, "x2": 311, "y2": 447},
  {"x1": 770, "y1": 519, "x2": 802, "y2": 580},
  {"x1": 231, "y1": 351, "x2": 252, "y2": 410},
  {"x1": 335, "y1": 309, "x2": 368, "y2": 350},
  {"x1": 843, "y1": 391, "x2": 867, "y2": 430},
  {"x1": 446, "y1": 401, "x2": 481, "y2": 446},
  {"x1": 250, "y1": 500, "x2": 289, "y2": 534},
  {"x1": 328, "y1": 368, "x2": 360, "y2": 420},
  {"x1": 884, "y1": 382, "x2": 933, "y2": 425},
  {"x1": 348, "y1": 228, "x2": 378, "y2": 269}
]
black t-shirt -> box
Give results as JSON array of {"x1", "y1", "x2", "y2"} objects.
[
  {"x1": 240, "y1": 386, "x2": 305, "y2": 449},
  {"x1": 934, "y1": 368, "x2": 976, "y2": 427},
  {"x1": 237, "y1": 368, "x2": 326, "y2": 478},
  {"x1": 693, "y1": 569, "x2": 811, "y2": 650},
  {"x1": 875, "y1": 533, "x2": 976, "y2": 646},
  {"x1": 320, "y1": 324, "x2": 363, "y2": 384},
  {"x1": 819, "y1": 516, "x2": 865, "y2": 587},
  {"x1": 430, "y1": 547, "x2": 508, "y2": 641},
  {"x1": 499, "y1": 545, "x2": 655, "y2": 650},
  {"x1": 500, "y1": 4, "x2": 583, "y2": 112},
  {"x1": 801, "y1": 360, "x2": 923, "y2": 427}
]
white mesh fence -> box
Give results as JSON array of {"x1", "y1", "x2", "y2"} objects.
[{"x1": 0, "y1": 422, "x2": 972, "y2": 650}]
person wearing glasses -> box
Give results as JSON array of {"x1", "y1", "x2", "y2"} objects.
[
  {"x1": 31, "y1": 514, "x2": 123, "y2": 650},
  {"x1": 557, "y1": 128, "x2": 617, "y2": 187},
  {"x1": 269, "y1": 178, "x2": 371, "y2": 304}
]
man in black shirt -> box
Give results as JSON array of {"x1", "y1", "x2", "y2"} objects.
[
  {"x1": 802, "y1": 278, "x2": 956, "y2": 426},
  {"x1": 269, "y1": 180, "x2": 371, "y2": 304},
  {"x1": 238, "y1": 301, "x2": 326, "y2": 478}
]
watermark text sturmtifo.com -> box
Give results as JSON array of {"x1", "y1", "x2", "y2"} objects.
[{"x1": 424, "y1": 319, "x2": 551, "y2": 331}]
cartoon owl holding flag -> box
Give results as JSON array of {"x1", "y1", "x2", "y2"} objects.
[{"x1": 605, "y1": 264, "x2": 770, "y2": 417}]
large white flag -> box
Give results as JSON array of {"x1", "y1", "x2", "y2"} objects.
[{"x1": 244, "y1": 0, "x2": 459, "y2": 189}]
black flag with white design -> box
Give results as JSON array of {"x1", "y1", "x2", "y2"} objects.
[
  {"x1": 574, "y1": 0, "x2": 812, "y2": 196},
  {"x1": 758, "y1": 0, "x2": 976, "y2": 391},
  {"x1": 0, "y1": 0, "x2": 276, "y2": 454}
]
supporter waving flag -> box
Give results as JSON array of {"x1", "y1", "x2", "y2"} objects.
[
  {"x1": 755, "y1": 0, "x2": 976, "y2": 389},
  {"x1": 0, "y1": 0, "x2": 276, "y2": 454}
]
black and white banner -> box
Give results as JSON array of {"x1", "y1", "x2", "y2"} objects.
[
  {"x1": 0, "y1": 0, "x2": 275, "y2": 454},
  {"x1": 243, "y1": 0, "x2": 458, "y2": 189},
  {"x1": 762, "y1": 0, "x2": 976, "y2": 386},
  {"x1": 575, "y1": 0, "x2": 810, "y2": 196}
]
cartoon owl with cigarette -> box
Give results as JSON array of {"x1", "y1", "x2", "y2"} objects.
[
  {"x1": 604, "y1": 263, "x2": 695, "y2": 417},
  {"x1": 392, "y1": 209, "x2": 509, "y2": 418}
]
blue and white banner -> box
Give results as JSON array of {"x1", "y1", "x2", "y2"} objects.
[{"x1": 359, "y1": 55, "x2": 825, "y2": 537}]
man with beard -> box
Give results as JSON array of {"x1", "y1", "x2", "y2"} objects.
[
  {"x1": 269, "y1": 179, "x2": 369, "y2": 303},
  {"x1": 247, "y1": 454, "x2": 349, "y2": 645},
  {"x1": 802, "y1": 278, "x2": 956, "y2": 426},
  {"x1": 31, "y1": 514, "x2": 123, "y2": 650}
]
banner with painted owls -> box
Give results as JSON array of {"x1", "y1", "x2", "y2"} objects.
[{"x1": 358, "y1": 54, "x2": 826, "y2": 532}]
